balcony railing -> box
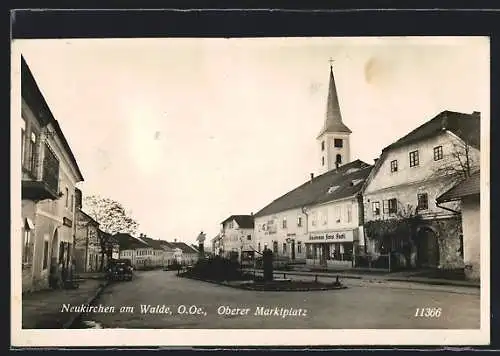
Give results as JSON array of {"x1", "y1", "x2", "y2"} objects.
[{"x1": 22, "y1": 142, "x2": 60, "y2": 201}]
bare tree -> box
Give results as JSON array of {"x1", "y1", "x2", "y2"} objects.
[
  {"x1": 433, "y1": 136, "x2": 479, "y2": 184},
  {"x1": 83, "y1": 195, "x2": 139, "y2": 271}
]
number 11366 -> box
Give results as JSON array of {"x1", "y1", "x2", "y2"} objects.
[{"x1": 415, "y1": 307, "x2": 442, "y2": 317}]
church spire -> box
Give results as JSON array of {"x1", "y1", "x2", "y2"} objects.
[{"x1": 317, "y1": 62, "x2": 352, "y2": 138}]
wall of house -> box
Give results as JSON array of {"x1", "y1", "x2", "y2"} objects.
[
  {"x1": 461, "y1": 195, "x2": 480, "y2": 280},
  {"x1": 365, "y1": 132, "x2": 480, "y2": 194},
  {"x1": 254, "y1": 208, "x2": 308, "y2": 260},
  {"x1": 221, "y1": 220, "x2": 256, "y2": 257}
]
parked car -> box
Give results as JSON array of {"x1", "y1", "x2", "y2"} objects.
[{"x1": 106, "y1": 259, "x2": 133, "y2": 281}]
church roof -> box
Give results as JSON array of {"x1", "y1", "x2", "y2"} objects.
[
  {"x1": 317, "y1": 66, "x2": 352, "y2": 138},
  {"x1": 254, "y1": 159, "x2": 372, "y2": 218}
]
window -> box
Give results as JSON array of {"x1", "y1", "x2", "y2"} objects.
[
  {"x1": 65, "y1": 187, "x2": 69, "y2": 207},
  {"x1": 321, "y1": 156, "x2": 325, "y2": 166},
  {"x1": 297, "y1": 216, "x2": 302, "y2": 227},
  {"x1": 334, "y1": 138, "x2": 343, "y2": 148},
  {"x1": 258, "y1": 242, "x2": 261, "y2": 252},
  {"x1": 336, "y1": 154, "x2": 342, "y2": 165},
  {"x1": 21, "y1": 128, "x2": 25, "y2": 166},
  {"x1": 71, "y1": 194, "x2": 74, "y2": 212},
  {"x1": 321, "y1": 141, "x2": 325, "y2": 151},
  {"x1": 372, "y1": 202, "x2": 380, "y2": 216},
  {"x1": 417, "y1": 193, "x2": 428, "y2": 210},
  {"x1": 335, "y1": 207, "x2": 341, "y2": 223},
  {"x1": 23, "y1": 228, "x2": 31, "y2": 264},
  {"x1": 383, "y1": 198, "x2": 398, "y2": 214},
  {"x1": 390, "y1": 160, "x2": 398, "y2": 172},
  {"x1": 322, "y1": 210, "x2": 328, "y2": 225},
  {"x1": 247, "y1": 235, "x2": 251, "y2": 241},
  {"x1": 409, "y1": 150, "x2": 419, "y2": 167},
  {"x1": 311, "y1": 212, "x2": 317, "y2": 226},
  {"x1": 434, "y1": 146, "x2": 443, "y2": 161},
  {"x1": 347, "y1": 205, "x2": 352, "y2": 223},
  {"x1": 297, "y1": 241, "x2": 302, "y2": 254},
  {"x1": 43, "y1": 240, "x2": 49, "y2": 269},
  {"x1": 273, "y1": 241, "x2": 278, "y2": 253},
  {"x1": 282, "y1": 243, "x2": 287, "y2": 254},
  {"x1": 29, "y1": 131, "x2": 38, "y2": 175},
  {"x1": 282, "y1": 217, "x2": 287, "y2": 229}
]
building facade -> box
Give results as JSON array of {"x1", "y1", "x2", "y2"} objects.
[
  {"x1": 21, "y1": 55, "x2": 84, "y2": 292},
  {"x1": 74, "y1": 204, "x2": 102, "y2": 273},
  {"x1": 362, "y1": 110, "x2": 480, "y2": 269},
  {"x1": 437, "y1": 170, "x2": 481, "y2": 280},
  {"x1": 220, "y1": 215, "x2": 255, "y2": 260}
]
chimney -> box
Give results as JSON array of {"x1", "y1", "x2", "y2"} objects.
[
  {"x1": 374, "y1": 158, "x2": 379, "y2": 164},
  {"x1": 174, "y1": 238, "x2": 177, "y2": 242},
  {"x1": 140, "y1": 233, "x2": 143, "y2": 237},
  {"x1": 472, "y1": 111, "x2": 480, "y2": 118},
  {"x1": 250, "y1": 212, "x2": 253, "y2": 216},
  {"x1": 310, "y1": 173, "x2": 314, "y2": 182}
]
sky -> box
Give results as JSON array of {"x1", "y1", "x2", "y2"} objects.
[{"x1": 15, "y1": 37, "x2": 489, "y2": 245}]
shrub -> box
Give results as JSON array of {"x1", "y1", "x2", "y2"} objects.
[{"x1": 182, "y1": 256, "x2": 248, "y2": 281}]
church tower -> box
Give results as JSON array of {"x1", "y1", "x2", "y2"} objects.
[{"x1": 317, "y1": 63, "x2": 352, "y2": 175}]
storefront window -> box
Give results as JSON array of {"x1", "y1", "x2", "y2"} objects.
[{"x1": 326, "y1": 243, "x2": 353, "y2": 261}]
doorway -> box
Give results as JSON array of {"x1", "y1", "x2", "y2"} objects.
[{"x1": 417, "y1": 227, "x2": 440, "y2": 268}]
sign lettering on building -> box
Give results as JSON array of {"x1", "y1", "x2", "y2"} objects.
[
  {"x1": 63, "y1": 217, "x2": 72, "y2": 228},
  {"x1": 308, "y1": 230, "x2": 354, "y2": 242}
]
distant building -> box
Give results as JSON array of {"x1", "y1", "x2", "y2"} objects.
[
  {"x1": 74, "y1": 193, "x2": 101, "y2": 272},
  {"x1": 220, "y1": 215, "x2": 255, "y2": 261},
  {"x1": 116, "y1": 233, "x2": 151, "y2": 269},
  {"x1": 21, "y1": 55, "x2": 84, "y2": 292},
  {"x1": 362, "y1": 110, "x2": 480, "y2": 270},
  {"x1": 437, "y1": 170, "x2": 481, "y2": 280}
]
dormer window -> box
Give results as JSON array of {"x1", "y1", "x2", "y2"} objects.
[
  {"x1": 327, "y1": 186, "x2": 339, "y2": 194},
  {"x1": 351, "y1": 179, "x2": 364, "y2": 186}
]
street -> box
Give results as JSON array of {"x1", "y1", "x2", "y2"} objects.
[{"x1": 73, "y1": 270, "x2": 480, "y2": 329}]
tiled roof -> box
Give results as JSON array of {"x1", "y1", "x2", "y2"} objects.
[
  {"x1": 436, "y1": 170, "x2": 480, "y2": 203},
  {"x1": 221, "y1": 215, "x2": 255, "y2": 229},
  {"x1": 141, "y1": 236, "x2": 169, "y2": 250},
  {"x1": 114, "y1": 233, "x2": 150, "y2": 250},
  {"x1": 164, "y1": 242, "x2": 199, "y2": 254},
  {"x1": 384, "y1": 110, "x2": 480, "y2": 152},
  {"x1": 254, "y1": 159, "x2": 372, "y2": 218}
]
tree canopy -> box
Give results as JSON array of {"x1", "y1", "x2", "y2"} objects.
[{"x1": 83, "y1": 195, "x2": 139, "y2": 235}]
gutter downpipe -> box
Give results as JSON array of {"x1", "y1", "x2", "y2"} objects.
[
  {"x1": 301, "y1": 206, "x2": 310, "y2": 264},
  {"x1": 435, "y1": 200, "x2": 460, "y2": 215}
]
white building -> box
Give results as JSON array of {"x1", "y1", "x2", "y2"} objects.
[
  {"x1": 362, "y1": 110, "x2": 480, "y2": 269},
  {"x1": 220, "y1": 215, "x2": 255, "y2": 261},
  {"x1": 253, "y1": 65, "x2": 372, "y2": 268},
  {"x1": 21, "y1": 56, "x2": 85, "y2": 292},
  {"x1": 437, "y1": 170, "x2": 480, "y2": 280}
]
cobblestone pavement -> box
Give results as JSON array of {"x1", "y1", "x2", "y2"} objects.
[{"x1": 74, "y1": 270, "x2": 480, "y2": 329}]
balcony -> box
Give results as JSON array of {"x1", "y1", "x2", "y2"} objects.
[{"x1": 22, "y1": 143, "x2": 60, "y2": 201}]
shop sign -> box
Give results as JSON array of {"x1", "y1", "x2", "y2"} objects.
[
  {"x1": 63, "y1": 217, "x2": 72, "y2": 228},
  {"x1": 308, "y1": 230, "x2": 354, "y2": 242}
]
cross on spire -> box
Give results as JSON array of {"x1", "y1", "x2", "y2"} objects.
[{"x1": 328, "y1": 57, "x2": 335, "y2": 68}]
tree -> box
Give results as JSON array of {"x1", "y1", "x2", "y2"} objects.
[
  {"x1": 364, "y1": 202, "x2": 422, "y2": 268},
  {"x1": 433, "y1": 136, "x2": 479, "y2": 184},
  {"x1": 83, "y1": 195, "x2": 139, "y2": 271}
]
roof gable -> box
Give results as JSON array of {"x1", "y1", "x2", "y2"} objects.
[
  {"x1": 221, "y1": 215, "x2": 254, "y2": 229},
  {"x1": 254, "y1": 160, "x2": 372, "y2": 218},
  {"x1": 384, "y1": 110, "x2": 480, "y2": 152}
]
